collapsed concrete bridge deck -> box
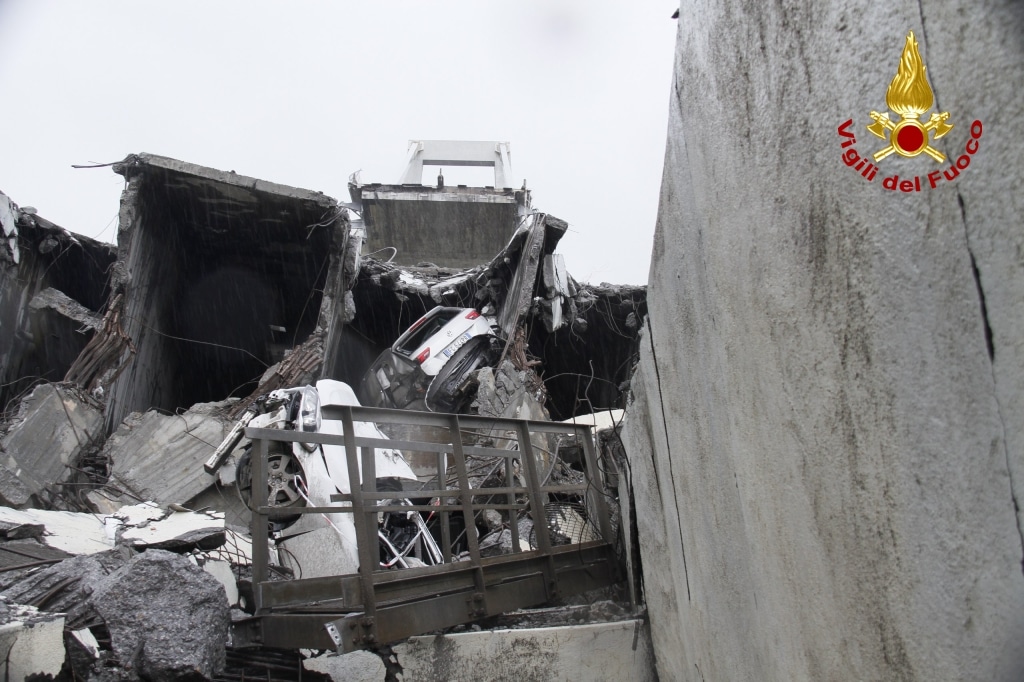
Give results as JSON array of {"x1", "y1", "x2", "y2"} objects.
[{"x1": 0, "y1": 150, "x2": 652, "y2": 680}]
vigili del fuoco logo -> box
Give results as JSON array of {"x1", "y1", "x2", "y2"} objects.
[{"x1": 838, "y1": 31, "x2": 983, "y2": 192}]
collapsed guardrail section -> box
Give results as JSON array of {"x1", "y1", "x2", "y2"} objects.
[{"x1": 236, "y1": 405, "x2": 619, "y2": 652}]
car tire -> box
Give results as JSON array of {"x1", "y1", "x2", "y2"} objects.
[
  {"x1": 425, "y1": 336, "x2": 496, "y2": 413},
  {"x1": 236, "y1": 444, "x2": 306, "y2": 532}
]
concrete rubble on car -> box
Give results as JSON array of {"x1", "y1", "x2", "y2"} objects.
[{"x1": 0, "y1": 150, "x2": 650, "y2": 680}]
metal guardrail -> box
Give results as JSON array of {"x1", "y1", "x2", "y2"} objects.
[{"x1": 235, "y1": 405, "x2": 620, "y2": 652}]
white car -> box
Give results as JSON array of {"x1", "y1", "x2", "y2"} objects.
[{"x1": 361, "y1": 307, "x2": 499, "y2": 412}]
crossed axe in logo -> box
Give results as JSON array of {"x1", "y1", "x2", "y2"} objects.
[{"x1": 866, "y1": 110, "x2": 953, "y2": 162}]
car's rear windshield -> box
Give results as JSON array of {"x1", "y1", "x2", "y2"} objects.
[{"x1": 394, "y1": 308, "x2": 460, "y2": 356}]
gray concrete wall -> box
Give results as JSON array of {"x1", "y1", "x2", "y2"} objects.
[
  {"x1": 624, "y1": 1, "x2": 1024, "y2": 680},
  {"x1": 362, "y1": 192, "x2": 520, "y2": 269}
]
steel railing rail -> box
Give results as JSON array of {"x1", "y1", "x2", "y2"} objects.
[{"x1": 237, "y1": 404, "x2": 619, "y2": 652}]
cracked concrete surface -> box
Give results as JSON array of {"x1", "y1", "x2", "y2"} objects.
[
  {"x1": 917, "y1": 0, "x2": 1024, "y2": 572},
  {"x1": 304, "y1": 620, "x2": 655, "y2": 682},
  {"x1": 624, "y1": 0, "x2": 1024, "y2": 680}
]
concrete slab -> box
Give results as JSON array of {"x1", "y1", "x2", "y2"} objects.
[
  {"x1": 28, "y1": 286, "x2": 101, "y2": 330},
  {"x1": 0, "y1": 383, "x2": 103, "y2": 507},
  {"x1": 309, "y1": 619, "x2": 656, "y2": 682},
  {"x1": 185, "y1": 481, "x2": 252, "y2": 529},
  {"x1": 303, "y1": 649, "x2": 386, "y2": 681},
  {"x1": 0, "y1": 599, "x2": 66, "y2": 680},
  {"x1": 0, "y1": 506, "x2": 110, "y2": 555},
  {"x1": 200, "y1": 559, "x2": 240, "y2": 607},
  {"x1": 277, "y1": 526, "x2": 359, "y2": 579},
  {"x1": 112, "y1": 502, "x2": 226, "y2": 552},
  {"x1": 103, "y1": 401, "x2": 230, "y2": 507}
]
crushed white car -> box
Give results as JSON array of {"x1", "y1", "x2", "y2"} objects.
[{"x1": 361, "y1": 306, "x2": 500, "y2": 412}]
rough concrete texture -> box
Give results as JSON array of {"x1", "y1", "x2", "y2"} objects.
[
  {"x1": 277, "y1": 526, "x2": 359, "y2": 579},
  {"x1": 622, "y1": 2, "x2": 1024, "y2": 680},
  {"x1": 90, "y1": 549, "x2": 229, "y2": 681},
  {"x1": 397, "y1": 620, "x2": 654, "y2": 682},
  {"x1": 102, "y1": 401, "x2": 229, "y2": 507},
  {"x1": 0, "y1": 506, "x2": 110, "y2": 555},
  {"x1": 303, "y1": 620, "x2": 654, "y2": 682},
  {"x1": 113, "y1": 504, "x2": 225, "y2": 552},
  {"x1": 302, "y1": 650, "x2": 387, "y2": 681},
  {"x1": 0, "y1": 598, "x2": 66, "y2": 680},
  {"x1": 0, "y1": 550, "x2": 127, "y2": 626},
  {"x1": 0, "y1": 383, "x2": 104, "y2": 507}
]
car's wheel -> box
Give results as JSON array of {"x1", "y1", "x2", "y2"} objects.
[
  {"x1": 425, "y1": 336, "x2": 496, "y2": 413},
  {"x1": 236, "y1": 444, "x2": 306, "y2": 531}
]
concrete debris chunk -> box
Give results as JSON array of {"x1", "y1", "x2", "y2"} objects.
[
  {"x1": 0, "y1": 192, "x2": 19, "y2": 263},
  {"x1": 199, "y1": 558, "x2": 240, "y2": 607},
  {"x1": 0, "y1": 506, "x2": 111, "y2": 555},
  {"x1": 307, "y1": 619, "x2": 656, "y2": 682},
  {"x1": 67, "y1": 626, "x2": 102, "y2": 679},
  {"x1": 0, "y1": 520, "x2": 44, "y2": 540},
  {"x1": 101, "y1": 401, "x2": 230, "y2": 508},
  {"x1": 0, "y1": 550, "x2": 127, "y2": 625},
  {"x1": 479, "y1": 517, "x2": 535, "y2": 557},
  {"x1": 89, "y1": 549, "x2": 229, "y2": 681},
  {"x1": 29, "y1": 286, "x2": 102, "y2": 330},
  {"x1": 303, "y1": 649, "x2": 388, "y2": 681},
  {"x1": 277, "y1": 526, "x2": 359, "y2": 579},
  {"x1": 0, "y1": 383, "x2": 104, "y2": 507},
  {"x1": 110, "y1": 501, "x2": 226, "y2": 552},
  {"x1": 185, "y1": 480, "x2": 252, "y2": 528},
  {"x1": 0, "y1": 596, "x2": 66, "y2": 680}
]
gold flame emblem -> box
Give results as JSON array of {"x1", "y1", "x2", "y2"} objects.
[{"x1": 867, "y1": 31, "x2": 953, "y2": 162}]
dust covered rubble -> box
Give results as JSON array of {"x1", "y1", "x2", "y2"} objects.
[
  {"x1": 0, "y1": 501, "x2": 247, "y2": 680},
  {"x1": 0, "y1": 182, "x2": 646, "y2": 678}
]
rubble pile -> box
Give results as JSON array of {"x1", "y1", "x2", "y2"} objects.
[
  {"x1": 0, "y1": 502, "x2": 249, "y2": 680},
  {"x1": 0, "y1": 153, "x2": 646, "y2": 679}
]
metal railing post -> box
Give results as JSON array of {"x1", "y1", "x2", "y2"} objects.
[
  {"x1": 578, "y1": 425, "x2": 613, "y2": 543},
  {"x1": 448, "y1": 414, "x2": 486, "y2": 616},
  {"x1": 516, "y1": 421, "x2": 557, "y2": 599},
  {"x1": 250, "y1": 436, "x2": 269, "y2": 612},
  {"x1": 341, "y1": 406, "x2": 379, "y2": 647},
  {"x1": 437, "y1": 450, "x2": 452, "y2": 562}
]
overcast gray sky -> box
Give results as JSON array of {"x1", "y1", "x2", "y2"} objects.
[{"x1": 0, "y1": 2, "x2": 676, "y2": 284}]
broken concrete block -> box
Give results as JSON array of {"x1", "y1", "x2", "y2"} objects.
[
  {"x1": 0, "y1": 506, "x2": 111, "y2": 555},
  {"x1": 102, "y1": 401, "x2": 230, "y2": 508},
  {"x1": 303, "y1": 649, "x2": 387, "y2": 681},
  {"x1": 0, "y1": 192, "x2": 19, "y2": 264},
  {"x1": 185, "y1": 481, "x2": 252, "y2": 529},
  {"x1": 390, "y1": 619, "x2": 657, "y2": 682},
  {"x1": 277, "y1": 526, "x2": 359, "y2": 579},
  {"x1": 111, "y1": 502, "x2": 226, "y2": 552},
  {"x1": 199, "y1": 559, "x2": 239, "y2": 607},
  {"x1": 83, "y1": 488, "x2": 124, "y2": 515},
  {"x1": 0, "y1": 598, "x2": 66, "y2": 680},
  {"x1": 0, "y1": 550, "x2": 127, "y2": 619},
  {"x1": 542, "y1": 254, "x2": 569, "y2": 299},
  {"x1": 66, "y1": 626, "x2": 101, "y2": 680},
  {"x1": 0, "y1": 467, "x2": 32, "y2": 512},
  {"x1": 0, "y1": 383, "x2": 104, "y2": 507},
  {"x1": 89, "y1": 549, "x2": 229, "y2": 681},
  {"x1": 479, "y1": 518, "x2": 535, "y2": 557},
  {"x1": 29, "y1": 286, "x2": 101, "y2": 330},
  {"x1": 0, "y1": 520, "x2": 44, "y2": 541}
]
